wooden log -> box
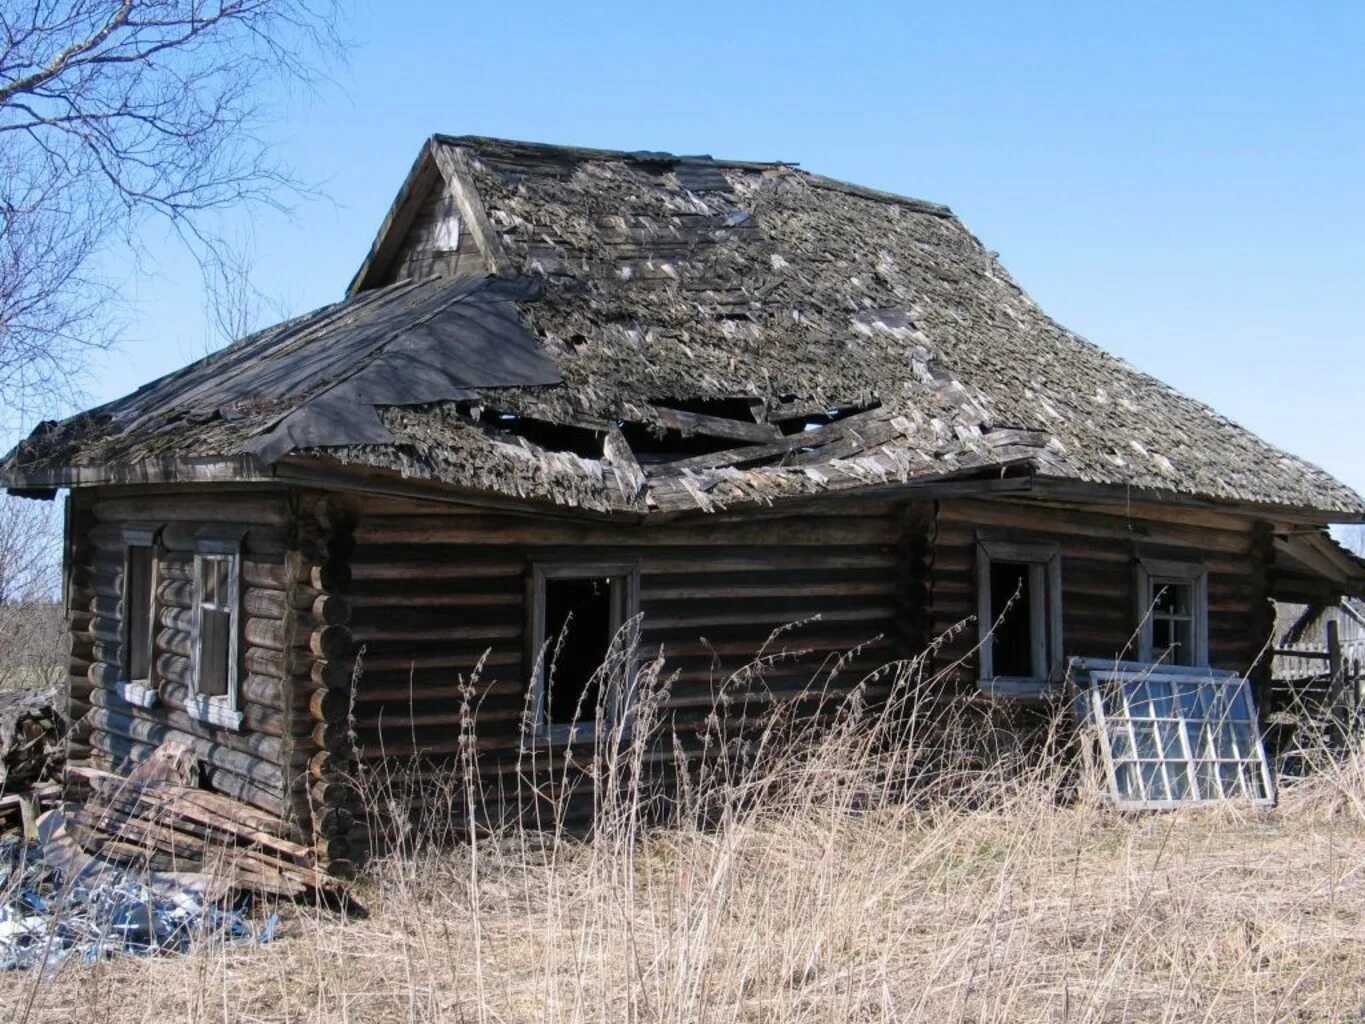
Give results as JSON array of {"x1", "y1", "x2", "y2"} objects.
[
  {"x1": 311, "y1": 593, "x2": 351, "y2": 625},
  {"x1": 311, "y1": 658, "x2": 352, "y2": 691},
  {"x1": 93, "y1": 494, "x2": 290, "y2": 527},
  {"x1": 352, "y1": 517, "x2": 898, "y2": 547},
  {"x1": 310, "y1": 721, "x2": 352, "y2": 755},
  {"x1": 245, "y1": 646, "x2": 289, "y2": 680},
  {"x1": 86, "y1": 692, "x2": 288, "y2": 768},
  {"x1": 311, "y1": 562, "x2": 352, "y2": 593},
  {"x1": 87, "y1": 726, "x2": 287, "y2": 817},
  {"x1": 157, "y1": 681, "x2": 290, "y2": 738},
  {"x1": 309, "y1": 688, "x2": 349, "y2": 726},
  {"x1": 245, "y1": 616, "x2": 307, "y2": 653},
  {"x1": 155, "y1": 626, "x2": 193, "y2": 659},
  {"x1": 310, "y1": 625, "x2": 353, "y2": 661}
]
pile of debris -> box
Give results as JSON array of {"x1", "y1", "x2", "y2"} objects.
[
  {"x1": 0, "y1": 684, "x2": 66, "y2": 833},
  {"x1": 0, "y1": 827, "x2": 277, "y2": 972},
  {"x1": 65, "y1": 765, "x2": 339, "y2": 902}
]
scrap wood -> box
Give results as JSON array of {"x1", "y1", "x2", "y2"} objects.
[
  {"x1": 0, "y1": 683, "x2": 66, "y2": 793},
  {"x1": 64, "y1": 765, "x2": 353, "y2": 907}
]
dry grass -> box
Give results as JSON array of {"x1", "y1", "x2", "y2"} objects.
[{"x1": 6, "y1": 648, "x2": 1365, "y2": 1023}]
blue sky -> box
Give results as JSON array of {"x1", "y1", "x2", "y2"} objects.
[{"x1": 88, "y1": 1, "x2": 1365, "y2": 503}]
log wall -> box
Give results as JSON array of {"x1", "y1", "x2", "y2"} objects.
[
  {"x1": 65, "y1": 481, "x2": 1280, "y2": 868},
  {"x1": 315, "y1": 493, "x2": 908, "y2": 847}
]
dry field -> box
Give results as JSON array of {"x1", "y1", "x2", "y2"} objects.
[{"x1": 4, "y1": 656, "x2": 1365, "y2": 1024}]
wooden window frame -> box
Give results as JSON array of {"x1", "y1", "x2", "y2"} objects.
[
  {"x1": 1135, "y1": 559, "x2": 1209, "y2": 667},
  {"x1": 117, "y1": 524, "x2": 162, "y2": 709},
  {"x1": 1075, "y1": 657, "x2": 1274, "y2": 809},
  {"x1": 976, "y1": 539, "x2": 1064, "y2": 693},
  {"x1": 525, "y1": 561, "x2": 640, "y2": 747},
  {"x1": 188, "y1": 529, "x2": 246, "y2": 731}
]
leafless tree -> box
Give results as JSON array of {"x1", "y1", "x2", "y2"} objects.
[
  {"x1": 0, "y1": 493, "x2": 57, "y2": 604},
  {"x1": 0, "y1": 494, "x2": 62, "y2": 688},
  {"x1": 0, "y1": 0, "x2": 342, "y2": 431}
]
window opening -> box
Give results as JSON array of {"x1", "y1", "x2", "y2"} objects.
[
  {"x1": 976, "y1": 540, "x2": 1062, "y2": 688},
  {"x1": 528, "y1": 563, "x2": 639, "y2": 743},
  {"x1": 1137, "y1": 561, "x2": 1208, "y2": 667}
]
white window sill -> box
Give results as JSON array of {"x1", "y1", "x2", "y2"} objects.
[
  {"x1": 186, "y1": 695, "x2": 244, "y2": 731},
  {"x1": 115, "y1": 680, "x2": 159, "y2": 708},
  {"x1": 522, "y1": 723, "x2": 640, "y2": 752},
  {"x1": 977, "y1": 677, "x2": 1053, "y2": 700}
]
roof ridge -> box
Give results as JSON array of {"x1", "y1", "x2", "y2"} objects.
[{"x1": 431, "y1": 134, "x2": 954, "y2": 216}]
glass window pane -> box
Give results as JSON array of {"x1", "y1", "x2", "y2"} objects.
[
  {"x1": 1114, "y1": 762, "x2": 1140, "y2": 800},
  {"x1": 126, "y1": 547, "x2": 155, "y2": 681},
  {"x1": 198, "y1": 607, "x2": 230, "y2": 697},
  {"x1": 1088, "y1": 668, "x2": 1271, "y2": 808},
  {"x1": 1131, "y1": 721, "x2": 1159, "y2": 759},
  {"x1": 1149, "y1": 681, "x2": 1175, "y2": 719}
]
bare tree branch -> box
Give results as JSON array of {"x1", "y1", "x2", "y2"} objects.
[{"x1": 0, "y1": 0, "x2": 343, "y2": 430}]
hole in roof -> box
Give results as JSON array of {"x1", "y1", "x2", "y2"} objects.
[
  {"x1": 461, "y1": 404, "x2": 605, "y2": 459},
  {"x1": 649, "y1": 396, "x2": 761, "y2": 423},
  {"x1": 618, "y1": 420, "x2": 741, "y2": 464},
  {"x1": 775, "y1": 400, "x2": 882, "y2": 436}
]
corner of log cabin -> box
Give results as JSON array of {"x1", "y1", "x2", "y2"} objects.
[{"x1": 76, "y1": 485, "x2": 306, "y2": 824}]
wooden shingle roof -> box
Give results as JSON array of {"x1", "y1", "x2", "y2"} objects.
[{"x1": 4, "y1": 134, "x2": 1362, "y2": 520}]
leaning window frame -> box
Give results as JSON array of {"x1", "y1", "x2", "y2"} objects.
[
  {"x1": 117, "y1": 523, "x2": 163, "y2": 709},
  {"x1": 1074, "y1": 657, "x2": 1275, "y2": 810},
  {"x1": 976, "y1": 539, "x2": 1064, "y2": 694},
  {"x1": 1135, "y1": 558, "x2": 1209, "y2": 667},
  {"x1": 524, "y1": 561, "x2": 641, "y2": 747},
  {"x1": 188, "y1": 527, "x2": 248, "y2": 731}
]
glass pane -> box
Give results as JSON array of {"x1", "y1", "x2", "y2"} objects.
[
  {"x1": 1108, "y1": 723, "x2": 1133, "y2": 760},
  {"x1": 1140, "y1": 762, "x2": 1165, "y2": 801},
  {"x1": 1167, "y1": 762, "x2": 1193, "y2": 800},
  {"x1": 1196, "y1": 759, "x2": 1221, "y2": 797},
  {"x1": 1149, "y1": 681, "x2": 1176, "y2": 720},
  {"x1": 1114, "y1": 762, "x2": 1140, "y2": 800},
  {"x1": 1126, "y1": 681, "x2": 1155, "y2": 719},
  {"x1": 127, "y1": 547, "x2": 155, "y2": 680},
  {"x1": 199, "y1": 607, "x2": 230, "y2": 697},
  {"x1": 1152, "y1": 581, "x2": 1191, "y2": 617},
  {"x1": 1175, "y1": 682, "x2": 1201, "y2": 717},
  {"x1": 1131, "y1": 721, "x2": 1159, "y2": 760}
]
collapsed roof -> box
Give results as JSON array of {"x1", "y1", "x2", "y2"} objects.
[{"x1": 4, "y1": 134, "x2": 1362, "y2": 519}]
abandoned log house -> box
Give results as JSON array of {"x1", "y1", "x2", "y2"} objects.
[{"x1": 4, "y1": 135, "x2": 1365, "y2": 868}]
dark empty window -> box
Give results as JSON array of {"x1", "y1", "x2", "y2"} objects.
[
  {"x1": 989, "y1": 561, "x2": 1035, "y2": 678},
  {"x1": 976, "y1": 541, "x2": 1061, "y2": 686},
  {"x1": 124, "y1": 545, "x2": 156, "y2": 683},
  {"x1": 528, "y1": 563, "x2": 639, "y2": 742},
  {"x1": 543, "y1": 576, "x2": 614, "y2": 726}
]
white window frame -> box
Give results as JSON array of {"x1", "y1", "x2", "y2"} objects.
[
  {"x1": 1074, "y1": 657, "x2": 1275, "y2": 809},
  {"x1": 1135, "y1": 559, "x2": 1209, "y2": 667},
  {"x1": 525, "y1": 561, "x2": 640, "y2": 746},
  {"x1": 188, "y1": 531, "x2": 245, "y2": 731},
  {"x1": 976, "y1": 539, "x2": 1064, "y2": 694},
  {"x1": 117, "y1": 524, "x2": 161, "y2": 709}
]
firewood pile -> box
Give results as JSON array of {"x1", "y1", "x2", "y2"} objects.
[
  {"x1": 65, "y1": 765, "x2": 347, "y2": 903},
  {"x1": 0, "y1": 684, "x2": 67, "y2": 832}
]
